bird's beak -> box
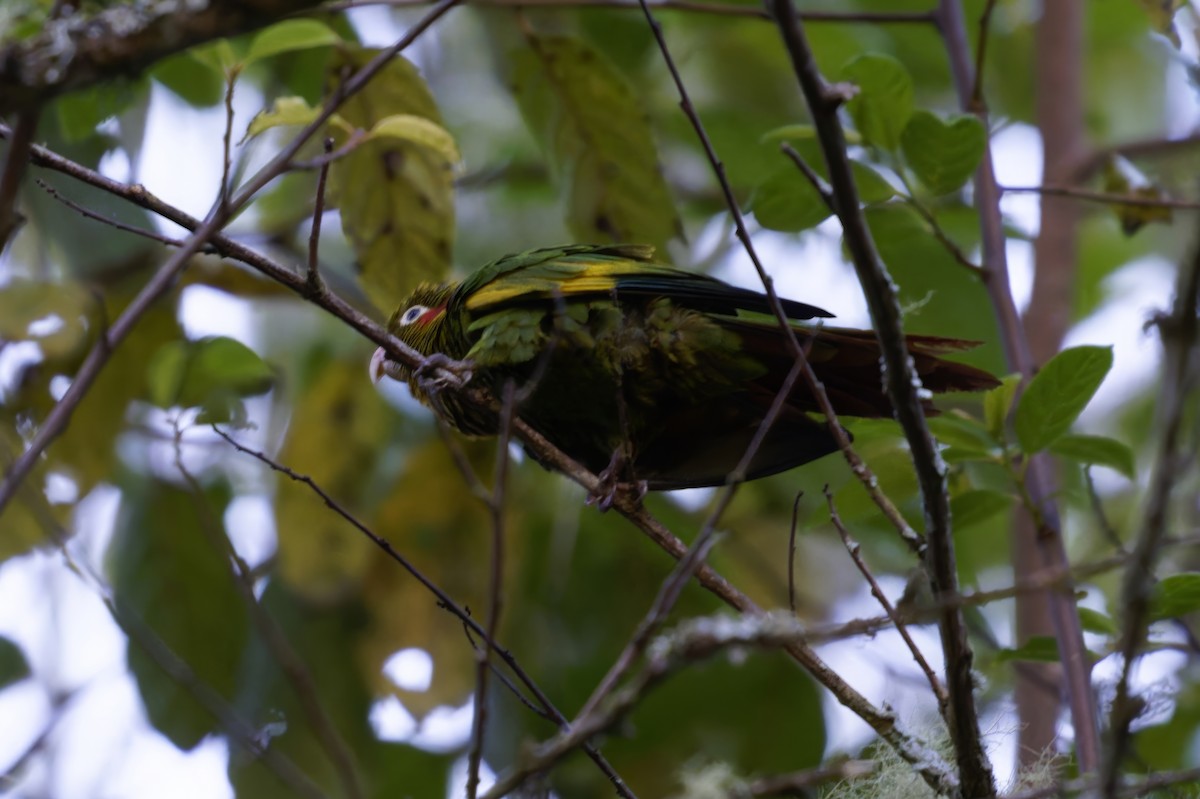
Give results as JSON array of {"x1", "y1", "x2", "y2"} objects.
[{"x1": 369, "y1": 346, "x2": 388, "y2": 384}]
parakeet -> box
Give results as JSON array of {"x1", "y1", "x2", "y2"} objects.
[{"x1": 370, "y1": 244, "x2": 998, "y2": 491}]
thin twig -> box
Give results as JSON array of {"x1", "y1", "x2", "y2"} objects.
[
  {"x1": 770, "y1": 2, "x2": 992, "y2": 794},
  {"x1": 325, "y1": 0, "x2": 936, "y2": 23},
  {"x1": 894, "y1": 169, "x2": 984, "y2": 276},
  {"x1": 1002, "y1": 183, "x2": 1200, "y2": 210},
  {"x1": 1104, "y1": 229, "x2": 1200, "y2": 797},
  {"x1": 641, "y1": 0, "x2": 926, "y2": 555},
  {"x1": 788, "y1": 490, "x2": 802, "y2": 614},
  {"x1": 211, "y1": 427, "x2": 637, "y2": 798},
  {"x1": 1074, "y1": 131, "x2": 1200, "y2": 181},
  {"x1": 306, "y1": 138, "x2": 334, "y2": 295},
  {"x1": 466, "y1": 382, "x2": 517, "y2": 799},
  {"x1": 509, "y1": 418, "x2": 957, "y2": 794},
  {"x1": 34, "y1": 178, "x2": 211, "y2": 250},
  {"x1": 825, "y1": 486, "x2": 950, "y2": 721},
  {"x1": 220, "y1": 75, "x2": 236, "y2": 214},
  {"x1": 483, "y1": 612, "x2": 887, "y2": 799},
  {"x1": 745, "y1": 759, "x2": 877, "y2": 796},
  {"x1": 0, "y1": 108, "x2": 39, "y2": 250},
  {"x1": 172, "y1": 426, "x2": 364, "y2": 799},
  {"x1": 780, "y1": 142, "x2": 834, "y2": 209},
  {"x1": 573, "y1": 528, "x2": 722, "y2": 724},
  {"x1": 1006, "y1": 765, "x2": 1200, "y2": 799},
  {"x1": 968, "y1": 0, "x2": 1000, "y2": 112}
]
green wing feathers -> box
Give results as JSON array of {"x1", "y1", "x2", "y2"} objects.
[{"x1": 382, "y1": 242, "x2": 1001, "y2": 489}]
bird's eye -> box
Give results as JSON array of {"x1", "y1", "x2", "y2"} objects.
[{"x1": 398, "y1": 305, "x2": 428, "y2": 326}]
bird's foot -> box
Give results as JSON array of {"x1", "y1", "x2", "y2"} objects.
[
  {"x1": 414, "y1": 353, "x2": 474, "y2": 392},
  {"x1": 586, "y1": 449, "x2": 647, "y2": 512}
]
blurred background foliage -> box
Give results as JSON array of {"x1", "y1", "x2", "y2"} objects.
[{"x1": 1, "y1": 0, "x2": 1199, "y2": 797}]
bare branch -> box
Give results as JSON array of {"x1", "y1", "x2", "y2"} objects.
[
  {"x1": 306, "y1": 138, "x2": 335, "y2": 296},
  {"x1": 1003, "y1": 183, "x2": 1200, "y2": 210},
  {"x1": 825, "y1": 487, "x2": 950, "y2": 720},
  {"x1": 34, "y1": 177, "x2": 208, "y2": 250},
  {"x1": 1074, "y1": 131, "x2": 1200, "y2": 181},
  {"x1": 210, "y1": 427, "x2": 637, "y2": 798},
  {"x1": 483, "y1": 612, "x2": 858, "y2": 799},
  {"x1": 968, "y1": 0, "x2": 1000, "y2": 112},
  {"x1": 466, "y1": 382, "x2": 517, "y2": 799},
  {"x1": 0, "y1": 109, "x2": 39, "y2": 250},
  {"x1": 641, "y1": 0, "x2": 926, "y2": 555}
]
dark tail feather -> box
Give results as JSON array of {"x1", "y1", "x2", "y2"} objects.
[{"x1": 734, "y1": 323, "x2": 1001, "y2": 418}]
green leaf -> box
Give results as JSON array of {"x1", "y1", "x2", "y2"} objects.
[
  {"x1": 751, "y1": 160, "x2": 891, "y2": 232},
  {"x1": 984, "y1": 374, "x2": 1021, "y2": 441},
  {"x1": 998, "y1": 636, "x2": 1062, "y2": 663},
  {"x1": 110, "y1": 478, "x2": 248, "y2": 749},
  {"x1": 1150, "y1": 573, "x2": 1200, "y2": 621},
  {"x1": 367, "y1": 114, "x2": 461, "y2": 165},
  {"x1": 189, "y1": 39, "x2": 239, "y2": 74},
  {"x1": 327, "y1": 48, "x2": 455, "y2": 312},
  {"x1": 929, "y1": 413, "x2": 997, "y2": 453},
  {"x1": 852, "y1": 161, "x2": 897, "y2": 203},
  {"x1": 241, "y1": 19, "x2": 340, "y2": 68},
  {"x1": 900, "y1": 110, "x2": 986, "y2": 195},
  {"x1": 151, "y1": 51, "x2": 225, "y2": 107},
  {"x1": 750, "y1": 167, "x2": 829, "y2": 232},
  {"x1": 0, "y1": 636, "x2": 30, "y2": 690},
  {"x1": 53, "y1": 82, "x2": 143, "y2": 142},
  {"x1": 243, "y1": 96, "x2": 322, "y2": 141},
  {"x1": 1014, "y1": 345, "x2": 1113, "y2": 453},
  {"x1": 146, "y1": 336, "x2": 275, "y2": 415},
  {"x1": 1078, "y1": 607, "x2": 1119, "y2": 636},
  {"x1": 841, "y1": 53, "x2": 914, "y2": 151},
  {"x1": 1049, "y1": 433, "x2": 1135, "y2": 478},
  {"x1": 950, "y1": 489, "x2": 1013, "y2": 531},
  {"x1": 511, "y1": 35, "x2": 680, "y2": 253}
]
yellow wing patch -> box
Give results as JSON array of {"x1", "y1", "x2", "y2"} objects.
[{"x1": 464, "y1": 273, "x2": 622, "y2": 310}]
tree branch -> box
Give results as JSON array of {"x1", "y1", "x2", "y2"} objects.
[
  {"x1": 0, "y1": 0, "x2": 326, "y2": 115},
  {"x1": 934, "y1": 0, "x2": 1101, "y2": 773},
  {"x1": 769, "y1": 1, "x2": 993, "y2": 795},
  {"x1": 1104, "y1": 229, "x2": 1200, "y2": 796}
]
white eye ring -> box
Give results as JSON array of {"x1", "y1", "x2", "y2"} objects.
[{"x1": 398, "y1": 305, "x2": 428, "y2": 326}]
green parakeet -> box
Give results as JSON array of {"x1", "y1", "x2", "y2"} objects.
[{"x1": 370, "y1": 244, "x2": 998, "y2": 490}]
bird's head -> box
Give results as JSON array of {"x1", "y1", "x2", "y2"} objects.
[{"x1": 369, "y1": 282, "x2": 457, "y2": 385}]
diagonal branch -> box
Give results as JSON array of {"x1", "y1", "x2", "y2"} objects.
[
  {"x1": 768, "y1": 1, "x2": 993, "y2": 796},
  {"x1": 210, "y1": 427, "x2": 637, "y2": 798}
]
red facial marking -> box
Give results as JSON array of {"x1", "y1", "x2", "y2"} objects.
[{"x1": 417, "y1": 305, "x2": 445, "y2": 326}]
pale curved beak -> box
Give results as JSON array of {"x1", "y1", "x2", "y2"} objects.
[{"x1": 369, "y1": 346, "x2": 388, "y2": 384}]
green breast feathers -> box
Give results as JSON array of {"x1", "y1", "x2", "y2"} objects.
[{"x1": 370, "y1": 244, "x2": 999, "y2": 490}]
